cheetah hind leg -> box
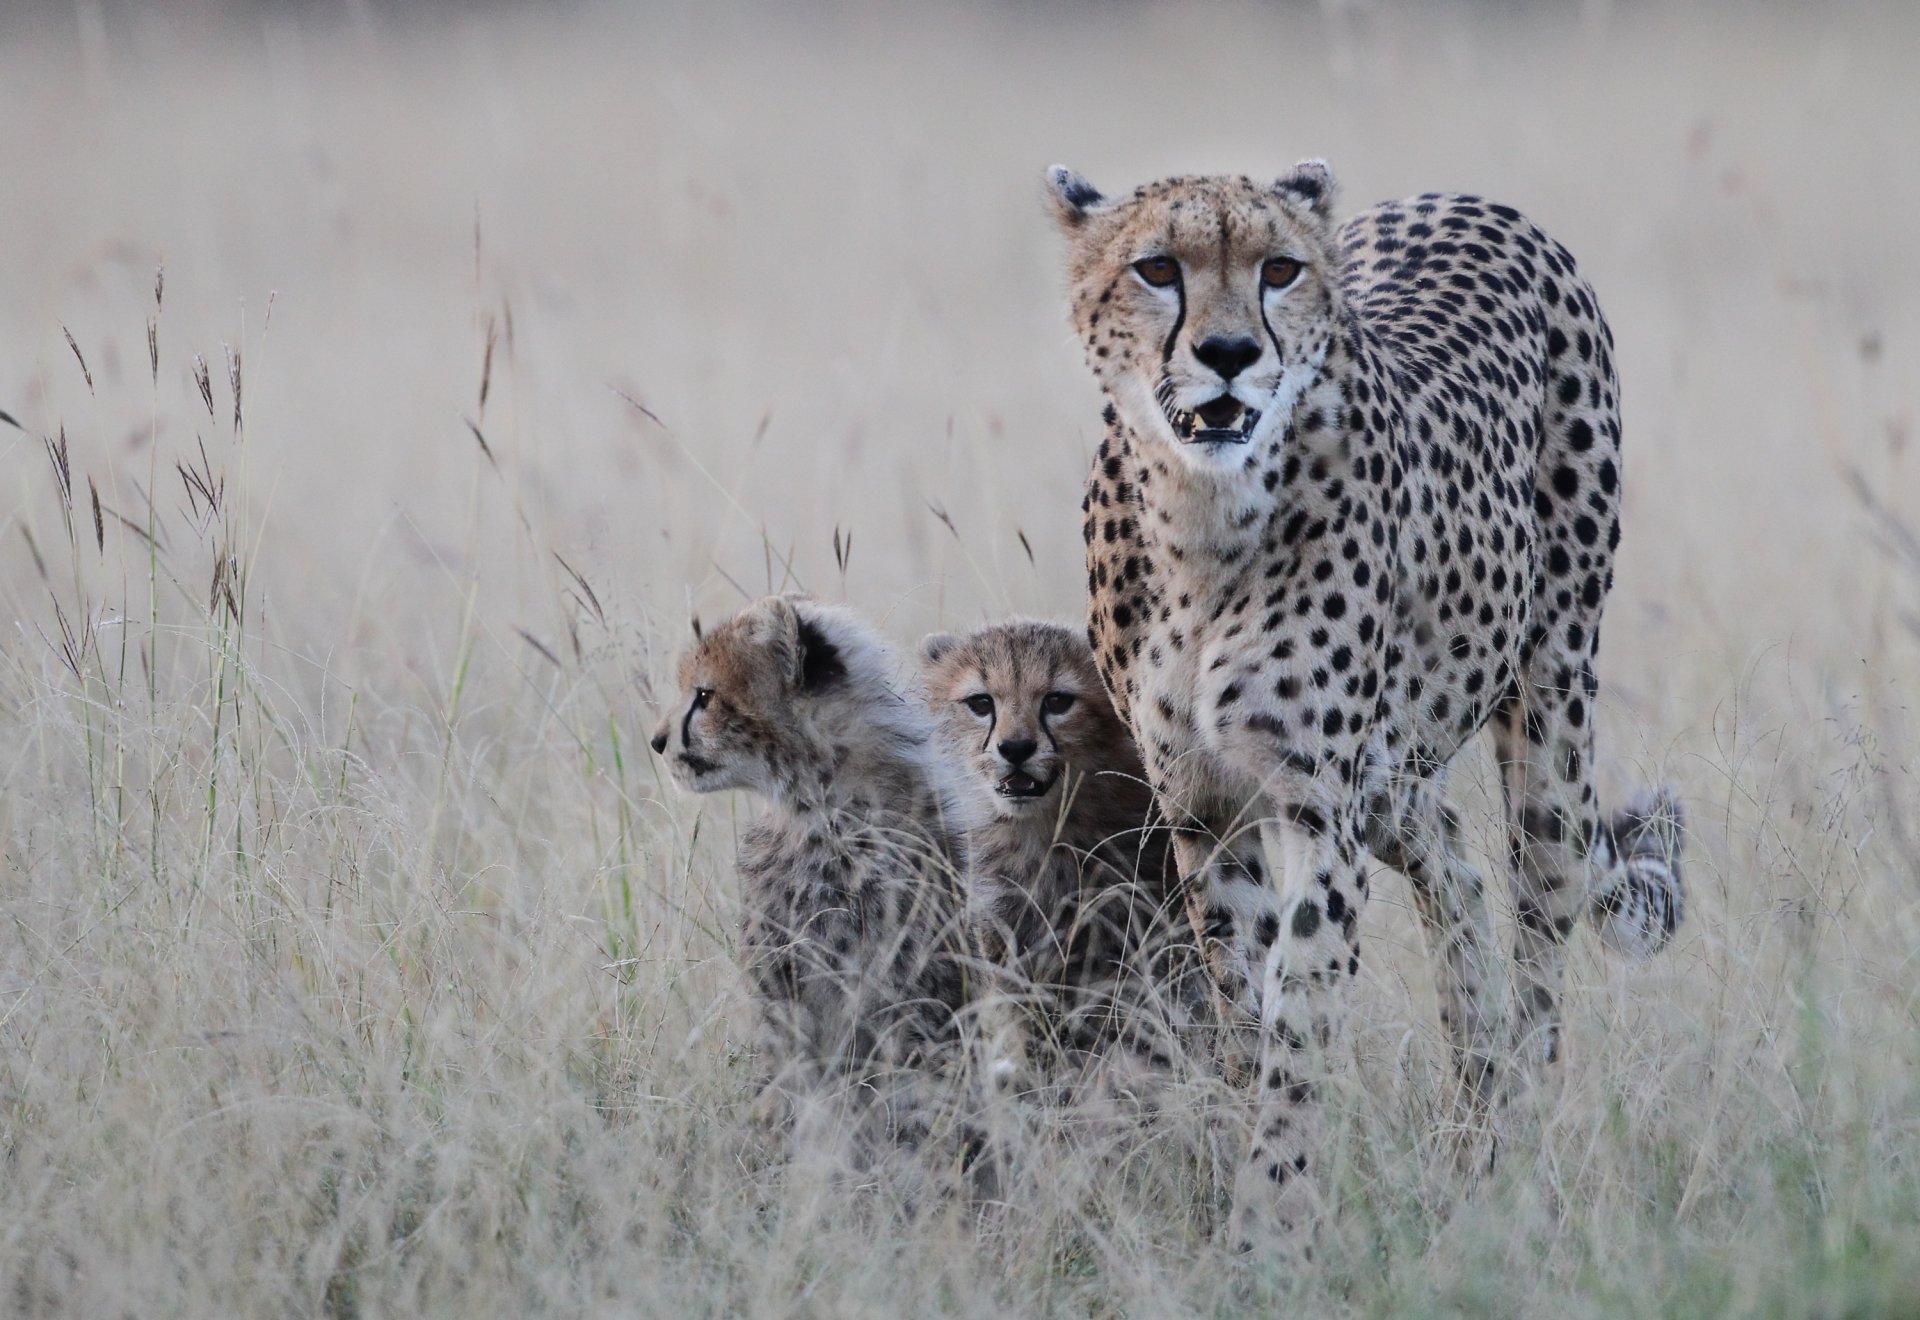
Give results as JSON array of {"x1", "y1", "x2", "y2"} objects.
[
  {"x1": 1490, "y1": 661, "x2": 1599, "y2": 1089},
  {"x1": 1490, "y1": 654, "x2": 1688, "y2": 1096}
]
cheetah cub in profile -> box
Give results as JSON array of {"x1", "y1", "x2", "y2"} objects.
[
  {"x1": 650, "y1": 595, "x2": 979, "y2": 1143},
  {"x1": 920, "y1": 620, "x2": 1210, "y2": 1093}
]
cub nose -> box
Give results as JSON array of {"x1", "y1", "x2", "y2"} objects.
[
  {"x1": 997, "y1": 737, "x2": 1038, "y2": 766},
  {"x1": 649, "y1": 724, "x2": 669, "y2": 755},
  {"x1": 1193, "y1": 335, "x2": 1262, "y2": 382}
]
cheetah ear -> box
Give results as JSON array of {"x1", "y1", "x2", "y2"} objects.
[
  {"x1": 919, "y1": 632, "x2": 960, "y2": 666},
  {"x1": 793, "y1": 614, "x2": 846, "y2": 692},
  {"x1": 742, "y1": 595, "x2": 804, "y2": 679},
  {"x1": 1274, "y1": 159, "x2": 1338, "y2": 223},
  {"x1": 1046, "y1": 164, "x2": 1110, "y2": 231},
  {"x1": 744, "y1": 596, "x2": 845, "y2": 692}
]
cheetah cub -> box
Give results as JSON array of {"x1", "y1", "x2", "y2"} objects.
[
  {"x1": 650, "y1": 595, "x2": 979, "y2": 1140},
  {"x1": 920, "y1": 620, "x2": 1210, "y2": 1092}
]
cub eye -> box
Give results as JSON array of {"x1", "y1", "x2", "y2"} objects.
[
  {"x1": 1261, "y1": 257, "x2": 1304, "y2": 290},
  {"x1": 1132, "y1": 256, "x2": 1179, "y2": 288},
  {"x1": 1041, "y1": 692, "x2": 1076, "y2": 716},
  {"x1": 962, "y1": 694, "x2": 995, "y2": 718},
  {"x1": 691, "y1": 687, "x2": 714, "y2": 711}
]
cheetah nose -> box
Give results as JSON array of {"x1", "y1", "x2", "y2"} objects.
[
  {"x1": 649, "y1": 726, "x2": 669, "y2": 755},
  {"x1": 997, "y1": 738, "x2": 1038, "y2": 766},
  {"x1": 1193, "y1": 334, "x2": 1262, "y2": 382}
]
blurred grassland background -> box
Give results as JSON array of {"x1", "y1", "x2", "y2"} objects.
[{"x1": 1, "y1": 1, "x2": 1918, "y2": 1315}]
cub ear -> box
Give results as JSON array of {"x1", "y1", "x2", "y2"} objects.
[
  {"x1": 744, "y1": 596, "x2": 846, "y2": 692},
  {"x1": 742, "y1": 594, "x2": 803, "y2": 675},
  {"x1": 919, "y1": 631, "x2": 960, "y2": 666},
  {"x1": 1046, "y1": 164, "x2": 1110, "y2": 231},
  {"x1": 1274, "y1": 158, "x2": 1338, "y2": 223},
  {"x1": 793, "y1": 613, "x2": 846, "y2": 692}
]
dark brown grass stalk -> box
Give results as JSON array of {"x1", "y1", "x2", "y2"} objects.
[{"x1": 62, "y1": 325, "x2": 93, "y2": 393}]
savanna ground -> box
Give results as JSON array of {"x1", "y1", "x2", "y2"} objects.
[{"x1": 2, "y1": 2, "x2": 1917, "y2": 1315}]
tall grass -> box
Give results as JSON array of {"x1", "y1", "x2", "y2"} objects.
[{"x1": 2, "y1": 4, "x2": 1918, "y2": 1315}]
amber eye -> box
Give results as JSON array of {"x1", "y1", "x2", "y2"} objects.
[
  {"x1": 1041, "y1": 692, "x2": 1076, "y2": 716},
  {"x1": 1261, "y1": 257, "x2": 1304, "y2": 289},
  {"x1": 963, "y1": 694, "x2": 995, "y2": 718},
  {"x1": 1132, "y1": 256, "x2": 1179, "y2": 288}
]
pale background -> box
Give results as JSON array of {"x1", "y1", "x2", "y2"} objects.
[{"x1": 1, "y1": 3, "x2": 1916, "y2": 1313}]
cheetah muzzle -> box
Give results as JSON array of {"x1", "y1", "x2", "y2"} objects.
[
  {"x1": 994, "y1": 768, "x2": 1055, "y2": 801},
  {"x1": 1158, "y1": 382, "x2": 1261, "y2": 445}
]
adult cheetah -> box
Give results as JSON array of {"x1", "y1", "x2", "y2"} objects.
[
  {"x1": 649, "y1": 595, "x2": 982, "y2": 1157},
  {"x1": 1046, "y1": 160, "x2": 1686, "y2": 1246}
]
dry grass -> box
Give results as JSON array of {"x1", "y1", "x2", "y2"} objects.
[{"x1": 2, "y1": 3, "x2": 1918, "y2": 1315}]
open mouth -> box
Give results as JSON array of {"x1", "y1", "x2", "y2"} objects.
[
  {"x1": 1163, "y1": 393, "x2": 1261, "y2": 445},
  {"x1": 995, "y1": 771, "x2": 1056, "y2": 800}
]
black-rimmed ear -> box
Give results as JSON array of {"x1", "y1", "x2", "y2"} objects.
[
  {"x1": 919, "y1": 632, "x2": 960, "y2": 666},
  {"x1": 1046, "y1": 165, "x2": 1109, "y2": 230},
  {"x1": 1274, "y1": 159, "x2": 1338, "y2": 223},
  {"x1": 794, "y1": 614, "x2": 845, "y2": 692}
]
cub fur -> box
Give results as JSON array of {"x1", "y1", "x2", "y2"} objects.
[
  {"x1": 650, "y1": 594, "x2": 978, "y2": 1142},
  {"x1": 920, "y1": 619, "x2": 1209, "y2": 1091}
]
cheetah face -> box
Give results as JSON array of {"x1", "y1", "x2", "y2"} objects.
[
  {"x1": 649, "y1": 596, "x2": 844, "y2": 799},
  {"x1": 651, "y1": 660, "x2": 761, "y2": 795},
  {"x1": 1048, "y1": 162, "x2": 1343, "y2": 475},
  {"x1": 921, "y1": 622, "x2": 1139, "y2": 824}
]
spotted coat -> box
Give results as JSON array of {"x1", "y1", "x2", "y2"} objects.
[{"x1": 1048, "y1": 162, "x2": 1686, "y2": 1248}]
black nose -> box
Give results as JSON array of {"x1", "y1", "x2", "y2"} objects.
[
  {"x1": 1193, "y1": 335, "x2": 1262, "y2": 381},
  {"x1": 650, "y1": 729, "x2": 669, "y2": 754},
  {"x1": 997, "y1": 738, "x2": 1038, "y2": 766}
]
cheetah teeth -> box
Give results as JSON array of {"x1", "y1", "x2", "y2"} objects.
[
  {"x1": 1167, "y1": 405, "x2": 1260, "y2": 444},
  {"x1": 996, "y1": 771, "x2": 1054, "y2": 799}
]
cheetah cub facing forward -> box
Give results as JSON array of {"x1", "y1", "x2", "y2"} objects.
[
  {"x1": 650, "y1": 595, "x2": 978, "y2": 1150},
  {"x1": 920, "y1": 620, "x2": 1210, "y2": 1094}
]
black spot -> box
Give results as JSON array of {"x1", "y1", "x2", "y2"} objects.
[
  {"x1": 1291, "y1": 900, "x2": 1322, "y2": 939},
  {"x1": 1325, "y1": 888, "x2": 1348, "y2": 927}
]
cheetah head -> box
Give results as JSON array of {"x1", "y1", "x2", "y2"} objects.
[
  {"x1": 649, "y1": 595, "x2": 853, "y2": 800},
  {"x1": 1047, "y1": 161, "x2": 1343, "y2": 474},
  {"x1": 921, "y1": 620, "x2": 1140, "y2": 824}
]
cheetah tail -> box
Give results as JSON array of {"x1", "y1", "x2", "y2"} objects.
[{"x1": 1588, "y1": 784, "x2": 1687, "y2": 960}]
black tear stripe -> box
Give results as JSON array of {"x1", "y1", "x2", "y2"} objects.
[
  {"x1": 1160, "y1": 272, "x2": 1187, "y2": 368},
  {"x1": 679, "y1": 696, "x2": 701, "y2": 753},
  {"x1": 1259, "y1": 299, "x2": 1286, "y2": 377}
]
